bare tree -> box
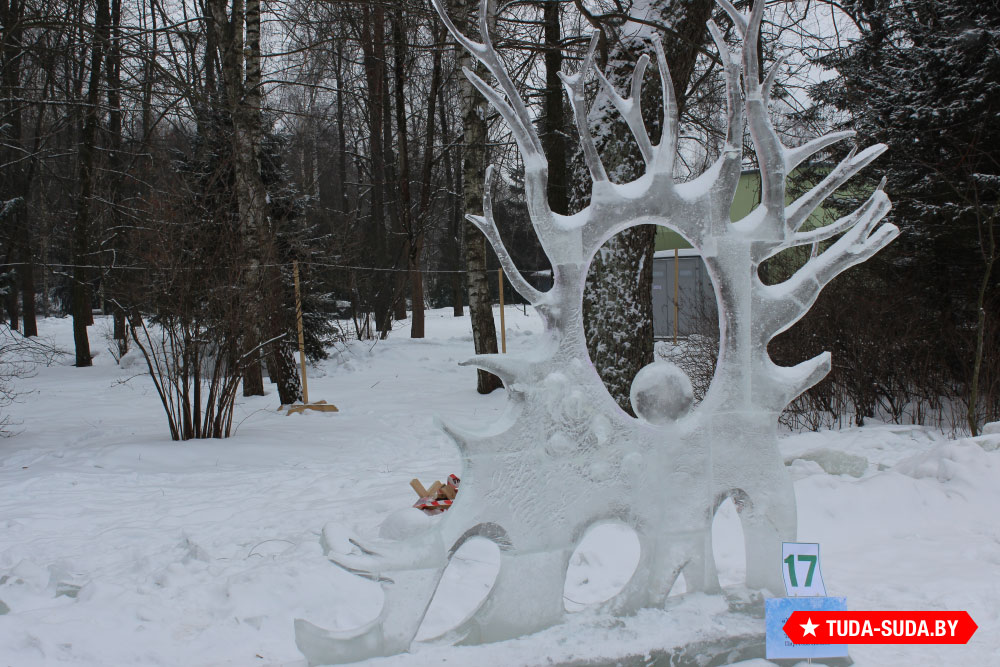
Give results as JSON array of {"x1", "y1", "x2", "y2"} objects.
[
  {"x1": 70, "y1": 0, "x2": 113, "y2": 367},
  {"x1": 449, "y1": 0, "x2": 501, "y2": 392}
]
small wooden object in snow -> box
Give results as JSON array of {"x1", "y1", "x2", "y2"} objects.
[
  {"x1": 411, "y1": 474, "x2": 460, "y2": 515},
  {"x1": 283, "y1": 261, "x2": 338, "y2": 415}
]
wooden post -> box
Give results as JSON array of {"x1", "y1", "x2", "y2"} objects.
[
  {"x1": 673, "y1": 248, "x2": 679, "y2": 345},
  {"x1": 282, "y1": 262, "x2": 336, "y2": 414},
  {"x1": 293, "y1": 260, "x2": 309, "y2": 404},
  {"x1": 498, "y1": 268, "x2": 506, "y2": 353}
]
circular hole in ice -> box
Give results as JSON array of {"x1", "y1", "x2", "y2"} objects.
[
  {"x1": 712, "y1": 496, "x2": 747, "y2": 587},
  {"x1": 414, "y1": 536, "x2": 501, "y2": 641},
  {"x1": 563, "y1": 521, "x2": 641, "y2": 611},
  {"x1": 583, "y1": 232, "x2": 720, "y2": 409}
]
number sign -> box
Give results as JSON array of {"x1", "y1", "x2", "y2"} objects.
[{"x1": 782, "y1": 542, "x2": 827, "y2": 597}]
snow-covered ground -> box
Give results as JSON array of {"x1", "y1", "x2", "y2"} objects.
[{"x1": 1, "y1": 308, "x2": 998, "y2": 666}]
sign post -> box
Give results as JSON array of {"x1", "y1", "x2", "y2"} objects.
[{"x1": 766, "y1": 542, "x2": 847, "y2": 661}]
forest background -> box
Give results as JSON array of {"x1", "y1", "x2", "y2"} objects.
[{"x1": 1, "y1": 0, "x2": 996, "y2": 438}]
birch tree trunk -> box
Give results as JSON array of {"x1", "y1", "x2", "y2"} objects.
[
  {"x1": 450, "y1": 0, "x2": 501, "y2": 393},
  {"x1": 207, "y1": 0, "x2": 300, "y2": 399}
]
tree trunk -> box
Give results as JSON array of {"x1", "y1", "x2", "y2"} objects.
[
  {"x1": 106, "y1": 0, "x2": 125, "y2": 354},
  {"x1": 360, "y1": 3, "x2": 393, "y2": 338},
  {"x1": 264, "y1": 263, "x2": 302, "y2": 405},
  {"x1": 437, "y1": 77, "x2": 464, "y2": 317},
  {"x1": 391, "y1": 10, "x2": 414, "y2": 328},
  {"x1": 268, "y1": 343, "x2": 302, "y2": 405},
  {"x1": 381, "y1": 9, "x2": 406, "y2": 328},
  {"x1": 0, "y1": 0, "x2": 38, "y2": 338},
  {"x1": 335, "y1": 41, "x2": 349, "y2": 225},
  {"x1": 542, "y1": 0, "x2": 568, "y2": 216},
  {"x1": 410, "y1": 238, "x2": 426, "y2": 337},
  {"x1": 5, "y1": 264, "x2": 19, "y2": 331},
  {"x1": 409, "y1": 24, "x2": 444, "y2": 339},
  {"x1": 72, "y1": 0, "x2": 112, "y2": 367},
  {"x1": 18, "y1": 254, "x2": 35, "y2": 336},
  {"x1": 583, "y1": 226, "x2": 657, "y2": 411},
  {"x1": 3, "y1": 244, "x2": 18, "y2": 330},
  {"x1": 968, "y1": 216, "x2": 996, "y2": 436},
  {"x1": 207, "y1": 0, "x2": 283, "y2": 397},
  {"x1": 244, "y1": 0, "x2": 267, "y2": 397},
  {"x1": 451, "y1": 0, "x2": 500, "y2": 393}
]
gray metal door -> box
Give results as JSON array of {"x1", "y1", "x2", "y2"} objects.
[{"x1": 653, "y1": 256, "x2": 718, "y2": 339}]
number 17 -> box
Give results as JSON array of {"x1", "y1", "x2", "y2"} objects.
[{"x1": 784, "y1": 554, "x2": 817, "y2": 587}]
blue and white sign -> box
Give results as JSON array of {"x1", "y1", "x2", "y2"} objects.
[
  {"x1": 765, "y1": 596, "x2": 849, "y2": 660},
  {"x1": 782, "y1": 542, "x2": 827, "y2": 597}
]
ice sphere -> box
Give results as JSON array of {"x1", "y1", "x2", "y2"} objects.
[{"x1": 630, "y1": 362, "x2": 694, "y2": 424}]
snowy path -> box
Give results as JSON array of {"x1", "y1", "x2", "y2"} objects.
[{"x1": 1, "y1": 310, "x2": 998, "y2": 666}]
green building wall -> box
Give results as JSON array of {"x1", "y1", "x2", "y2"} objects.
[{"x1": 654, "y1": 169, "x2": 841, "y2": 251}]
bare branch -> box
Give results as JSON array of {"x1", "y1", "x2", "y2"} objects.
[
  {"x1": 432, "y1": 0, "x2": 544, "y2": 156},
  {"x1": 739, "y1": 0, "x2": 787, "y2": 226},
  {"x1": 458, "y1": 354, "x2": 536, "y2": 387},
  {"x1": 742, "y1": 0, "x2": 766, "y2": 90},
  {"x1": 463, "y1": 67, "x2": 537, "y2": 162}
]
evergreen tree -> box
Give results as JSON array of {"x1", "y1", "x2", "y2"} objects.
[{"x1": 810, "y1": 0, "x2": 999, "y2": 431}]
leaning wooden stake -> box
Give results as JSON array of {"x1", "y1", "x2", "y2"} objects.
[
  {"x1": 673, "y1": 248, "x2": 679, "y2": 345},
  {"x1": 284, "y1": 261, "x2": 338, "y2": 415},
  {"x1": 296, "y1": 260, "x2": 310, "y2": 402},
  {"x1": 498, "y1": 268, "x2": 507, "y2": 353}
]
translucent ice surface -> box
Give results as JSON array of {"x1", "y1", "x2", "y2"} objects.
[
  {"x1": 631, "y1": 362, "x2": 694, "y2": 424},
  {"x1": 295, "y1": 0, "x2": 898, "y2": 663}
]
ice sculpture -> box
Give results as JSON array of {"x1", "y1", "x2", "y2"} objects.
[{"x1": 295, "y1": 0, "x2": 898, "y2": 663}]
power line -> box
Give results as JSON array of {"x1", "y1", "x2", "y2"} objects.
[{"x1": 0, "y1": 260, "x2": 554, "y2": 275}]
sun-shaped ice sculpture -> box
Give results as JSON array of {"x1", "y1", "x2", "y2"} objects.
[{"x1": 295, "y1": 1, "x2": 897, "y2": 663}]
